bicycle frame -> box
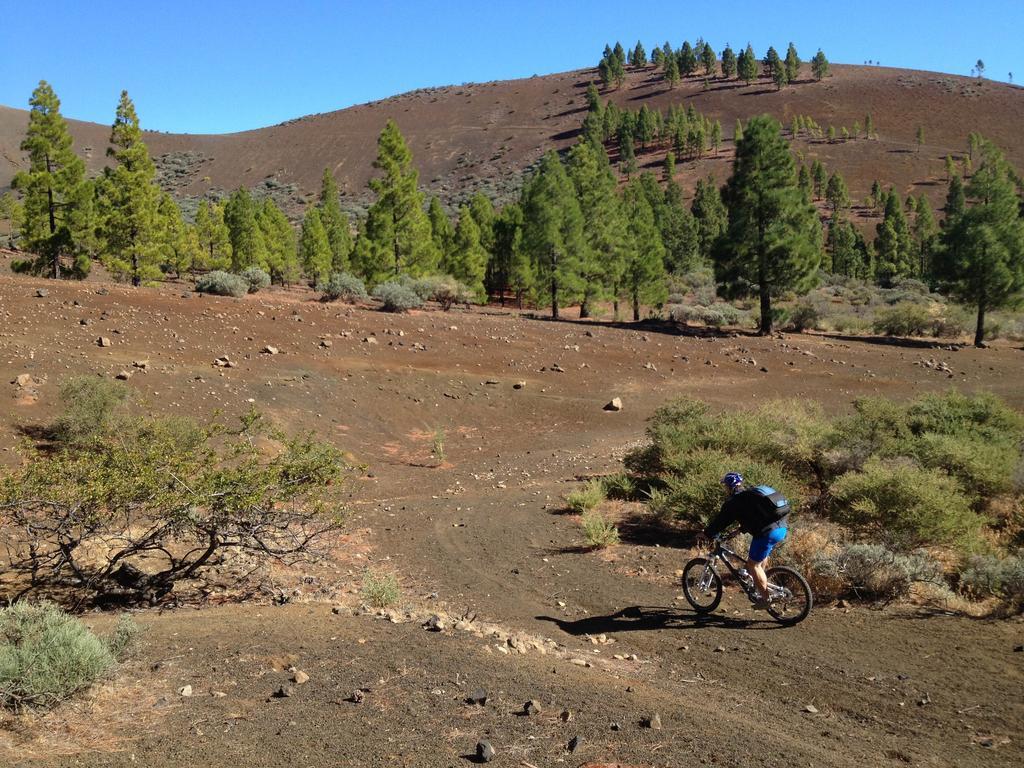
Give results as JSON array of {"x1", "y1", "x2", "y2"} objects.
[{"x1": 701, "y1": 541, "x2": 757, "y2": 598}]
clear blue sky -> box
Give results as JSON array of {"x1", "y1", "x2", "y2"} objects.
[{"x1": 2, "y1": 0, "x2": 1021, "y2": 134}]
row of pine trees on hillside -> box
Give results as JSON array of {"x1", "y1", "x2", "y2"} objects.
[
  {"x1": 4, "y1": 74, "x2": 1022, "y2": 345},
  {"x1": 599, "y1": 40, "x2": 830, "y2": 90}
]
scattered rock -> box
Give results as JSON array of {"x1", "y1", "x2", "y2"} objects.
[
  {"x1": 560, "y1": 709, "x2": 573, "y2": 722},
  {"x1": 513, "y1": 381, "x2": 526, "y2": 390},
  {"x1": 760, "y1": 366, "x2": 769, "y2": 373},
  {"x1": 292, "y1": 670, "x2": 309, "y2": 685},
  {"x1": 610, "y1": 722, "x2": 621, "y2": 731},
  {"x1": 604, "y1": 397, "x2": 623, "y2": 412},
  {"x1": 363, "y1": 336, "x2": 377, "y2": 345},
  {"x1": 319, "y1": 339, "x2": 333, "y2": 348},
  {"x1": 349, "y1": 689, "x2": 365, "y2": 704},
  {"x1": 178, "y1": 685, "x2": 192, "y2": 697},
  {"x1": 642, "y1": 713, "x2": 662, "y2": 730},
  {"x1": 13, "y1": 374, "x2": 37, "y2": 388},
  {"x1": 97, "y1": 337, "x2": 112, "y2": 347},
  {"x1": 273, "y1": 685, "x2": 294, "y2": 698},
  {"x1": 115, "y1": 370, "x2": 132, "y2": 381},
  {"x1": 1013, "y1": 644, "x2": 1023, "y2": 653},
  {"x1": 476, "y1": 739, "x2": 495, "y2": 763},
  {"x1": 423, "y1": 614, "x2": 445, "y2": 632},
  {"x1": 467, "y1": 688, "x2": 488, "y2": 706},
  {"x1": 643, "y1": 362, "x2": 656, "y2": 371},
  {"x1": 262, "y1": 346, "x2": 279, "y2": 355},
  {"x1": 35, "y1": 288, "x2": 49, "y2": 298},
  {"x1": 567, "y1": 735, "x2": 581, "y2": 753},
  {"x1": 132, "y1": 360, "x2": 149, "y2": 370},
  {"x1": 803, "y1": 704, "x2": 819, "y2": 714},
  {"x1": 714, "y1": 645, "x2": 726, "y2": 653},
  {"x1": 524, "y1": 699, "x2": 542, "y2": 716}
]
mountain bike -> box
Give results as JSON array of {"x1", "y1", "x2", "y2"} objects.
[{"x1": 681, "y1": 530, "x2": 812, "y2": 625}]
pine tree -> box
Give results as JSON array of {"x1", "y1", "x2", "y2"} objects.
[
  {"x1": 852, "y1": 120, "x2": 861, "y2": 139},
  {"x1": 428, "y1": 196, "x2": 454, "y2": 263},
  {"x1": 619, "y1": 131, "x2": 637, "y2": 176},
  {"x1": 734, "y1": 118, "x2": 744, "y2": 143},
  {"x1": 784, "y1": 43, "x2": 801, "y2": 82},
  {"x1": 798, "y1": 165, "x2": 813, "y2": 203},
  {"x1": 259, "y1": 198, "x2": 299, "y2": 285},
  {"x1": 359, "y1": 119, "x2": 439, "y2": 283},
  {"x1": 317, "y1": 169, "x2": 352, "y2": 273},
  {"x1": 664, "y1": 151, "x2": 676, "y2": 182},
  {"x1": 679, "y1": 41, "x2": 697, "y2": 77},
  {"x1": 223, "y1": 187, "x2": 268, "y2": 271},
  {"x1": 739, "y1": 44, "x2": 759, "y2": 85},
  {"x1": 827, "y1": 125, "x2": 837, "y2": 143},
  {"x1": 691, "y1": 175, "x2": 728, "y2": 264},
  {"x1": 945, "y1": 154, "x2": 956, "y2": 182},
  {"x1": 825, "y1": 171, "x2": 850, "y2": 214},
  {"x1": 701, "y1": 42, "x2": 717, "y2": 77},
  {"x1": 763, "y1": 46, "x2": 781, "y2": 79},
  {"x1": 662, "y1": 178, "x2": 701, "y2": 274},
  {"x1": 97, "y1": 91, "x2": 162, "y2": 286},
  {"x1": 632, "y1": 41, "x2": 647, "y2": 67},
  {"x1": 864, "y1": 113, "x2": 875, "y2": 139},
  {"x1": 299, "y1": 207, "x2": 331, "y2": 285},
  {"x1": 710, "y1": 120, "x2": 723, "y2": 155},
  {"x1": 622, "y1": 178, "x2": 667, "y2": 321},
  {"x1": 811, "y1": 50, "x2": 830, "y2": 81},
  {"x1": 613, "y1": 42, "x2": 626, "y2": 66},
  {"x1": 913, "y1": 195, "x2": 938, "y2": 279},
  {"x1": 469, "y1": 192, "x2": 496, "y2": 258},
  {"x1": 714, "y1": 115, "x2": 822, "y2": 334},
  {"x1": 195, "y1": 199, "x2": 232, "y2": 271},
  {"x1": 567, "y1": 141, "x2": 626, "y2": 318},
  {"x1": 651, "y1": 46, "x2": 664, "y2": 70},
  {"x1": 874, "y1": 190, "x2": 915, "y2": 282},
  {"x1": 944, "y1": 174, "x2": 966, "y2": 222},
  {"x1": 812, "y1": 160, "x2": 827, "y2": 200},
  {"x1": 11, "y1": 81, "x2": 91, "y2": 278},
  {"x1": 870, "y1": 179, "x2": 883, "y2": 210},
  {"x1": 664, "y1": 55, "x2": 680, "y2": 88},
  {"x1": 520, "y1": 151, "x2": 586, "y2": 319},
  {"x1": 585, "y1": 82, "x2": 601, "y2": 113},
  {"x1": 154, "y1": 193, "x2": 193, "y2": 278},
  {"x1": 493, "y1": 203, "x2": 532, "y2": 308},
  {"x1": 721, "y1": 45, "x2": 737, "y2": 79},
  {"x1": 916, "y1": 126, "x2": 925, "y2": 153},
  {"x1": 446, "y1": 205, "x2": 488, "y2": 298},
  {"x1": 936, "y1": 141, "x2": 1024, "y2": 345},
  {"x1": 773, "y1": 65, "x2": 789, "y2": 91},
  {"x1": 0, "y1": 193, "x2": 24, "y2": 248}
]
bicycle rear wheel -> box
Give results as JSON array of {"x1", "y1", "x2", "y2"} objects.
[
  {"x1": 682, "y1": 557, "x2": 723, "y2": 613},
  {"x1": 765, "y1": 566, "x2": 813, "y2": 625}
]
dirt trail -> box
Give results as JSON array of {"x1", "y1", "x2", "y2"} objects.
[{"x1": 2, "y1": 275, "x2": 1023, "y2": 766}]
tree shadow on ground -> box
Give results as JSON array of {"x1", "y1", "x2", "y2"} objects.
[
  {"x1": 521, "y1": 313, "x2": 752, "y2": 342},
  {"x1": 537, "y1": 605, "x2": 780, "y2": 635},
  {"x1": 616, "y1": 511, "x2": 694, "y2": 549},
  {"x1": 821, "y1": 332, "x2": 964, "y2": 351}
]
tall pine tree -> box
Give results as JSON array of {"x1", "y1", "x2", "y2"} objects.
[
  {"x1": 223, "y1": 187, "x2": 268, "y2": 272},
  {"x1": 299, "y1": 207, "x2": 331, "y2": 285},
  {"x1": 622, "y1": 178, "x2": 667, "y2": 321},
  {"x1": 194, "y1": 199, "x2": 232, "y2": 271},
  {"x1": 445, "y1": 205, "x2": 488, "y2": 299},
  {"x1": 317, "y1": 169, "x2": 352, "y2": 273},
  {"x1": 714, "y1": 115, "x2": 822, "y2": 334}
]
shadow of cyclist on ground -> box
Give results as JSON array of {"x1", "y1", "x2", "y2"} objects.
[{"x1": 536, "y1": 605, "x2": 785, "y2": 636}]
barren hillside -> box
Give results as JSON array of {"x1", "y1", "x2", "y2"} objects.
[{"x1": 2, "y1": 64, "x2": 1022, "y2": 220}]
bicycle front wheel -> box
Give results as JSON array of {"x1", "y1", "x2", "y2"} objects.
[
  {"x1": 765, "y1": 566, "x2": 813, "y2": 625},
  {"x1": 682, "y1": 557, "x2": 723, "y2": 613}
]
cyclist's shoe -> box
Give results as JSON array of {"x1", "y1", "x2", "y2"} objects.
[{"x1": 750, "y1": 596, "x2": 772, "y2": 610}]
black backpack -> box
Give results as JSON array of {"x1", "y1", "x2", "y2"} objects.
[{"x1": 746, "y1": 485, "x2": 791, "y2": 527}]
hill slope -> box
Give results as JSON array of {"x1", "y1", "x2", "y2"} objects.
[{"x1": 2, "y1": 64, "x2": 1022, "y2": 219}]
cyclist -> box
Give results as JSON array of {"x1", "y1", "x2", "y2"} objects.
[{"x1": 697, "y1": 472, "x2": 789, "y2": 609}]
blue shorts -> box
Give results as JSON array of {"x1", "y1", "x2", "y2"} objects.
[{"x1": 748, "y1": 527, "x2": 787, "y2": 563}]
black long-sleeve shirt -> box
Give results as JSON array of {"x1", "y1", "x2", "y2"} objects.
[{"x1": 704, "y1": 489, "x2": 789, "y2": 538}]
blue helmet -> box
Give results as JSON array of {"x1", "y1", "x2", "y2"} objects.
[{"x1": 720, "y1": 472, "x2": 744, "y2": 490}]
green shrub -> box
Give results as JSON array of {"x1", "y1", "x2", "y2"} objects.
[
  {"x1": 812, "y1": 543, "x2": 943, "y2": 601},
  {"x1": 105, "y1": 614, "x2": 141, "y2": 660},
  {"x1": 372, "y1": 281, "x2": 423, "y2": 312},
  {"x1": 826, "y1": 313, "x2": 871, "y2": 334},
  {"x1": 239, "y1": 267, "x2": 271, "y2": 293},
  {"x1": 931, "y1": 305, "x2": 971, "y2": 338},
  {"x1": 196, "y1": 270, "x2": 248, "y2": 298},
  {"x1": 361, "y1": 570, "x2": 401, "y2": 609},
  {"x1": 872, "y1": 302, "x2": 933, "y2": 337},
  {"x1": 52, "y1": 376, "x2": 130, "y2": 448},
  {"x1": 788, "y1": 301, "x2": 822, "y2": 332},
  {"x1": 319, "y1": 272, "x2": 368, "y2": 302},
  {"x1": 580, "y1": 511, "x2": 620, "y2": 548},
  {"x1": 601, "y1": 472, "x2": 637, "y2": 500},
  {"x1": 958, "y1": 554, "x2": 1024, "y2": 603},
  {"x1": 668, "y1": 303, "x2": 744, "y2": 328},
  {"x1": 829, "y1": 458, "x2": 983, "y2": 550},
  {"x1": 0, "y1": 603, "x2": 117, "y2": 711},
  {"x1": 565, "y1": 480, "x2": 606, "y2": 513}
]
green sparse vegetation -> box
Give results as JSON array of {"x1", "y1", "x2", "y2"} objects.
[
  {"x1": 565, "y1": 480, "x2": 606, "y2": 514},
  {"x1": 361, "y1": 570, "x2": 401, "y2": 609},
  {"x1": 581, "y1": 511, "x2": 620, "y2": 548}
]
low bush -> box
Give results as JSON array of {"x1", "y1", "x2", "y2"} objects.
[
  {"x1": 872, "y1": 302, "x2": 933, "y2": 337},
  {"x1": 668, "y1": 303, "x2": 745, "y2": 328},
  {"x1": 0, "y1": 603, "x2": 137, "y2": 711},
  {"x1": 580, "y1": 511, "x2": 620, "y2": 548},
  {"x1": 829, "y1": 458, "x2": 983, "y2": 551},
  {"x1": 565, "y1": 480, "x2": 605, "y2": 514},
  {"x1": 319, "y1": 272, "x2": 368, "y2": 303},
  {"x1": 811, "y1": 543, "x2": 943, "y2": 601},
  {"x1": 372, "y1": 281, "x2": 423, "y2": 312},
  {"x1": 601, "y1": 472, "x2": 637, "y2": 500},
  {"x1": 361, "y1": 570, "x2": 401, "y2": 609},
  {"x1": 195, "y1": 270, "x2": 248, "y2": 298},
  {"x1": 788, "y1": 301, "x2": 822, "y2": 332},
  {"x1": 239, "y1": 267, "x2": 271, "y2": 294},
  {"x1": 51, "y1": 376, "x2": 130, "y2": 449},
  {"x1": 958, "y1": 554, "x2": 1024, "y2": 605}
]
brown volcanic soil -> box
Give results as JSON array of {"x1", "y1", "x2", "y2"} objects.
[
  {"x1": 2, "y1": 274, "x2": 1023, "y2": 767},
  {"x1": 2, "y1": 64, "x2": 1023, "y2": 218}
]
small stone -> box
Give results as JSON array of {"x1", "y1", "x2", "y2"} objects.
[
  {"x1": 570, "y1": 658, "x2": 590, "y2": 667},
  {"x1": 978, "y1": 737, "x2": 994, "y2": 748},
  {"x1": 292, "y1": 670, "x2": 309, "y2": 685},
  {"x1": 714, "y1": 645, "x2": 726, "y2": 653},
  {"x1": 610, "y1": 722, "x2": 621, "y2": 731},
  {"x1": 604, "y1": 397, "x2": 623, "y2": 412},
  {"x1": 262, "y1": 346, "x2": 279, "y2": 355},
  {"x1": 476, "y1": 739, "x2": 495, "y2": 763},
  {"x1": 273, "y1": 685, "x2": 294, "y2": 698},
  {"x1": 115, "y1": 370, "x2": 132, "y2": 381},
  {"x1": 513, "y1": 381, "x2": 526, "y2": 389},
  {"x1": 319, "y1": 339, "x2": 333, "y2": 348},
  {"x1": 97, "y1": 337, "x2": 112, "y2": 347},
  {"x1": 760, "y1": 366, "x2": 769, "y2": 373},
  {"x1": 524, "y1": 699, "x2": 542, "y2": 716},
  {"x1": 13, "y1": 374, "x2": 36, "y2": 388},
  {"x1": 423, "y1": 614, "x2": 445, "y2": 632},
  {"x1": 178, "y1": 685, "x2": 192, "y2": 697},
  {"x1": 567, "y1": 735, "x2": 581, "y2": 753},
  {"x1": 467, "y1": 688, "x2": 488, "y2": 706},
  {"x1": 1013, "y1": 644, "x2": 1023, "y2": 652},
  {"x1": 363, "y1": 336, "x2": 377, "y2": 345},
  {"x1": 132, "y1": 360, "x2": 149, "y2": 370},
  {"x1": 803, "y1": 704, "x2": 818, "y2": 714},
  {"x1": 560, "y1": 709, "x2": 573, "y2": 722},
  {"x1": 349, "y1": 689, "x2": 365, "y2": 703},
  {"x1": 643, "y1": 713, "x2": 662, "y2": 729},
  {"x1": 35, "y1": 288, "x2": 49, "y2": 298}
]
